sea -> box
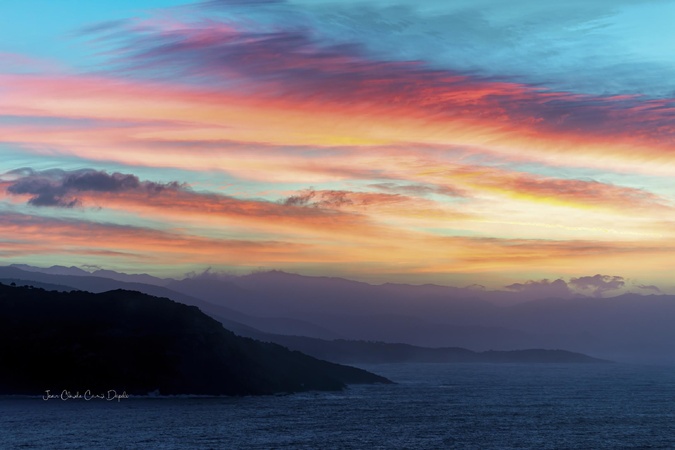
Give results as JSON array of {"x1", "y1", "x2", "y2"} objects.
[{"x1": 2, "y1": 363, "x2": 675, "y2": 449}]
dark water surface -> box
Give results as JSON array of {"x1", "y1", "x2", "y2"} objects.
[{"x1": 2, "y1": 363, "x2": 675, "y2": 449}]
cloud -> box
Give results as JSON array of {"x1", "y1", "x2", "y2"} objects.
[
  {"x1": 284, "y1": 189, "x2": 353, "y2": 208},
  {"x1": 1, "y1": 168, "x2": 398, "y2": 243},
  {"x1": 636, "y1": 284, "x2": 663, "y2": 294},
  {"x1": 505, "y1": 278, "x2": 572, "y2": 299},
  {"x1": 18, "y1": 9, "x2": 662, "y2": 188},
  {"x1": 409, "y1": 162, "x2": 672, "y2": 214},
  {"x1": 87, "y1": 13, "x2": 675, "y2": 148},
  {"x1": 490, "y1": 171, "x2": 670, "y2": 213},
  {"x1": 283, "y1": 188, "x2": 410, "y2": 209},
  {"x1": 569, "y1": 274, "x2": 626, "y2": 297},
  {"x1": 266, "y1": 0, "x2": 675, "y2": 98},
  {"x1": 3, "y1": 168, "x2": 185, "y2": 208},
  {"x1": 0, "y1": 211, "x2": 307, "y2": 265},
  {"x1": 369, "y1": 182, "x2": 465, "y2": 198},
  {"x1": 505, "y1": 274, "x2": 668, "y2": 299}
]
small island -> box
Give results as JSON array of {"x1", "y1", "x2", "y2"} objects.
[{"x1": 0, "y1": 283, "x2": 391, "y2": 396}]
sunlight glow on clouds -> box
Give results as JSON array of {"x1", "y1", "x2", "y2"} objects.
[{"x1": 1, "y1": 0, "x2": 674, "y2": 291}]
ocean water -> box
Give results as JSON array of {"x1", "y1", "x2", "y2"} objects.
[{"x1": 2, "y1": 363, "x2": 675, "y2": 449}]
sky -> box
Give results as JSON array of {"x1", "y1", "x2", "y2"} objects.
[{"x1": 1, "y1": 0, "x2": 675, "y2": 293}]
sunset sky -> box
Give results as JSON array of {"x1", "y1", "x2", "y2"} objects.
[{"x1": 2, "y1": 0, "x2": 675, "y2": 292}]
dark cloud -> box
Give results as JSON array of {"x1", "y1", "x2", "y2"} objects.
[
  {"x1": 569, "y1": 274, "x2": 625, "y2": 297},
  {"x1": 636, "y1": 284, "x2": 663, "y2": 295},
  {"x1": 284, "y1": 189, "x2": 316, "y2": 207},
  {"x1": 3, "y1": 168, "x2": 186, "y2": 208},
  {"x1": 284, "y1": 189, "x2": 353, "y2": 209},
  {"x1": 283, "y1": 188, "x2": 415, "y2": 210},
  {"x1": 505, "y1": 278, "x2": 572, "y2": 299}
]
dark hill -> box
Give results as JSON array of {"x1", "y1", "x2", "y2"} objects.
[{"x1": 0, "y1": 283, "x2": 391, "y2": 396}]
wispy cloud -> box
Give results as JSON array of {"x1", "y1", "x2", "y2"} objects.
[
  {"x1": 91, "y1": 15, "x2": 675, "y2": 155},
  {"x1": 0, "y1": 211, "x2": 309, "y2": 265}
]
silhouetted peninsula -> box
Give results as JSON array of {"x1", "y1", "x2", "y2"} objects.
[{"x1": 0, "y1": 283, "x2": 391, "y2": 396}]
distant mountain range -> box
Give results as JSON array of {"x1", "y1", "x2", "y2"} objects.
[
  {"x1": 3, "y1": 264, "x2": 674, "y2": 363},
  {"x1": 224, "y1": 332, "x2": 608, "y2": 365},
  {"x1": 0, "y1": 283, "x2": 390, "y2": 396}
]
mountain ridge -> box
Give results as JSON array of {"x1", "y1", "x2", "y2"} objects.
[{"x1": 5, "y1": 265, "x2": 675, "y2": 363}]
